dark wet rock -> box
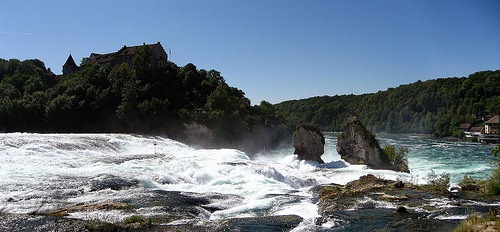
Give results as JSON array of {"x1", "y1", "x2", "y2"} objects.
[
  {"x1": 336, "y1": 116, "x2": 409, "y2": 172},
  {"x1": 292, "y1": 124, "x2": 325, "y2": 163},
  {"x1": 315, "y1": 174, "x2": 500, "y2": 231},
  {"x1": 316, "y1": 175, "x2": 425, "y2": 215},
  {"x1": 221, "y1": 162, "x2": 248, "y2": 166},
  {"x1": 396, "y1": 206, "x2": 409, "y2": 214},
  {"x1": 128, "y1": 190, "x2": 243, "y2": 211},
  {"x1": 25, "y1": 189, "x2": 244, "y2": 228},
  {"x1": 89, "y1": 174, "x2": 139, "y2": 191},
  {"x1": 5, "y1": 190, "x2": 246, "y2": 231},
  {"x1": 145, "y1": 223, "x2": 210, "y2": 232},
  {"x1": 159, "y1": 215, "x2": 303, "y2": 232},
  {"x1": 118, "y1": 190, "x2": 244, "y2": 224},
  {"x1": 394, "y1": 180, "x2": 405, "y2": 188},
  {"x1": 182, "y1": 191, "x2": 245, "y2": 212},
  {"x1": 317, "y1": 208, "x2": 458, "y2": 232},
  {"x1": 215, "y1": 215, "x2": 303, "y2": 232},
  {"x1": 34, "y1": 202, "x2": 133, "y2": 217},
  {"x1": 0, "y1": 214, "x2": 89, "y2": 232}
]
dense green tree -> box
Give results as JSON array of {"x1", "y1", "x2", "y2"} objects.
[
  {"x1": 205, "y1": 83, "x2": 253, "y2": 142},
  {"x1": 133, "y1": 44, "x2": 153, "y2": 79},
  {"x1": 0, "y1": 82, "x2": 21, "y2": 99},
  {"x1": 1, "y1": 55, "x2": 497, "y2": 151},
  {"x1": 45, "y1": 94, "x2": 80, "y2": 130},
  {"x1": 0, "y1": 98, "x2": 14, "y2": 129},
  {"x1": 276, "y1": 70, "x2": 500, "y2": 136},
  {"x1": 106, "y1": 63, "x2": 148, "y2": 130},
  {"x1": 0, "y1": 56, "x2": 290, "y2": 151}
]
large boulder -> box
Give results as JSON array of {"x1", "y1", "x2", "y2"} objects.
[
  {"x1": 293, "y1": 124, "x2": 325, "y2": 163},
  {"x1": 336, "y1": 116, "x2": 408, "y2": 172}
]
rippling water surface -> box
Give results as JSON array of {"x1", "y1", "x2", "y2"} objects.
[{"x1": 0, "y1": 133, "x2": 495, "y2": 230}]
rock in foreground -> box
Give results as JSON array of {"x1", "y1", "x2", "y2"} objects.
[
  {"x1": 293, "y1": 124, "x2": 325, "y2": 163},
  {"x1": 315, "y1": 174, "x2": 499, "y2": 231}
]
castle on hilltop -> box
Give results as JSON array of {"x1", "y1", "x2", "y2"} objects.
[{"x1": 63, "y1": 42, "x2": 168, "y2": 75}]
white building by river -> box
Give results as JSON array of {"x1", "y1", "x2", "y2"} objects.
[{"x1": 462, "y1": 115, "x2": 500, "y2": 143}]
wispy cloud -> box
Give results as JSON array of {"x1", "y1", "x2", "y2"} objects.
[{"x1": 0, "y1": 31, "x2": 31, "y2": 35}]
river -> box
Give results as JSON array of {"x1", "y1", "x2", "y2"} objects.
[{"x1": 0, "y1": 132, "x2": 495, "y2": 230}]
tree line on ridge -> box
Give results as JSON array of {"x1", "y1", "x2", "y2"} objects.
[
  {"x1": 1, "y1": 45, "x2": 498, "y2": 150},
  {"x1": 274, "y1": 70, "x2": 500, "y2": 137}
]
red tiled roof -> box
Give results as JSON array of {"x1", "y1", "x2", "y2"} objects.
[
  {"x1": 470, "y1": 126, "x2": 484, "y2": 132},
  {"x1": 116, "y1": 44, "x2": 158, "y2": 56},
  {"x1": 485, "y1": 115, "x2": 500, "y2": 124},
  {"x1": 85, "y1": 42, "x2": 164, "y2": 65},
  {"x1": 459, "y1": 123, "x2": 471, "y2": 130},
  {"x1": 86, "y1": 52, "x2": 116, "y2": 65}
]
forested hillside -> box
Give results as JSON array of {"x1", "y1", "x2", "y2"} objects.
[
  {"x1": 275, "y1": 70, "x2": 500, "y2": 137},
  {"x1": 0, "y1": 47, "x2": 288, "y2": 151},
  {"x1": 1, "y1": 46, "x2": 498, "y2": 144}
]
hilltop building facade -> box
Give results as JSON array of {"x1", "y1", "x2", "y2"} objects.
[{"x1": 63, "y1": 42, "x2": 168, "y2": 75}]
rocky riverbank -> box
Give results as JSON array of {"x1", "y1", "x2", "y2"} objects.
[
  {"x1": 0, "y1": 213, "x2": 303, "y2": 232},
  {"x1": 3, "y1": 174, "x2": 498, "y2": 231},
  {"x1": 1, "y1": 189, "x2": 302, "y2": 231},
  {"x1": 315, "y1": 174, "x2": 500, "y2": 231}
]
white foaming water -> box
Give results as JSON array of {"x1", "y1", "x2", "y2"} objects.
[{"x1": 0, "y1": 132, "x2": 494, "y2": 228}]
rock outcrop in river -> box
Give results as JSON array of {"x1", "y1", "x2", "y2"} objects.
[
  {"x1": 293, "y1": 124, "x2": 325, "y2": 163},
  {"x1": 336, "y1": 116, "x2": 409, "y2": 172}
]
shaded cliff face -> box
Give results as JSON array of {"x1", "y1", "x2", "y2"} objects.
[
  {"x1": 293, "y1": 125, "x2": 325, "y2": 163},
  {"x1": 336, "y1": 117, "x2": 409, "y2": 172}
]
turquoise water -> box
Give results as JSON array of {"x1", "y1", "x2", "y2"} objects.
[
  {"x1": 0, "y1": 133, "x2": 496, "y2": 231},
  {"x1": 280, "y1": 132, "x2": 495, "y2": 185},
  {"x1": 366, "y1": 133, "x2": 495, "y2": 184}
]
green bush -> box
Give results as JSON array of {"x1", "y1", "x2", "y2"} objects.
[
  {"x1": 455, "y1": 209, "x2": 500, "y2": 232},
  {"x1": 457, "y1": 146, "x2": 500, "y2": 195},
  {"x1": 484, "y1": 145, "x2": 500, "y2": 195},
  {"x1": 493, "y1": 145, "x2": 500, "y2": 156},
  {"x1": 123, "y1": 215, "x2": 152, "y2": 228},
  {"x1": 459, "y1": 174, "x2": 480, "y2": 191},
  {"x1": 85, "y1": 220, "x2": 118, "y2": 232},
  {"x1": 382, "y1": 144, "x2": 408, "y2": 170},
  {"x1": 484, "y1": 167, "x2": 500, "y2": 195},
  {"x1": 426, "y1": 169, "x2": 450, "y2": 192},
  {"x1": 123, "y1": 215, "x2": 145, "y2": 224}
]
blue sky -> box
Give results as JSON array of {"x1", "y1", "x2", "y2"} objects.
[{"x1": 1, "y1": 1, "x2": 499, "y2": 104}]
